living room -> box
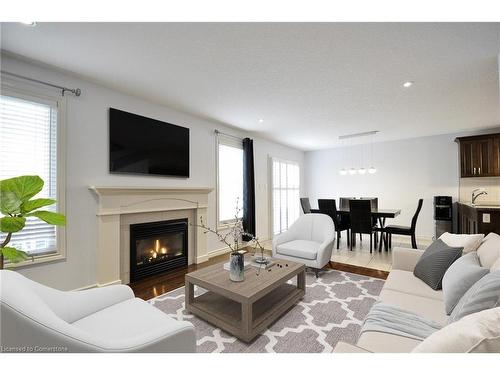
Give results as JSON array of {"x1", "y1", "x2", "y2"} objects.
[{"x1": 1, "y1": 1, "x2": 500, "y2": 372}]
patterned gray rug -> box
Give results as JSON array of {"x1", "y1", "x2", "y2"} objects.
[{"x1": 149, "y1": 269, "x2": 384, "y2": 353}]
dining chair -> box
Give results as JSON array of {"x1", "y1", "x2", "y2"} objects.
[
  {"x1": 360, "y1": 197, "x2": 379, "y2": 245},
  {"x1": 339, "y1": 197, "x2": 356, "y2": 211},
  {"x1": 300, "y1": 198, "x2": 312, "y2": 214},
  {"x1": 349, "y1": 199, "x2": 377, "y2": 253},
  {"x1": 318, "y1": 199, "x2": 351, "y2": 249},
  {"x1": 360, "y1": 197, "x2": 378, "y2": 210},
  {"x1": 300, "y1": 197, "x2": 321, "y2": 214},
  {"x1": 384, "y1": 199, "x2": 424, "y2": 249},
  {"x1": 340, "y1": 197, "x2": 363, "y2": 243}
]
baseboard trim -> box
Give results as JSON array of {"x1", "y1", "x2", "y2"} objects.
[{"x1": 72, "y1": 279, "x2": 122, "y2": 291}]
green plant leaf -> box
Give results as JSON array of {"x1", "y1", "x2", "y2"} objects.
[
  {"x1": 21, "y1": 198, "x2": 56, "y2": 213},
  {"x1": 0, "y1": 190, "x2": 22, "y2": 215},
  {"x1": 27, "y1": 210, "x2": 66, "y2": 225},
  {"x1": 0, "y1": 175, "x2": 44, "y2": 203},
  {"x1": 1, "y1": 246, "x2": 28, "y2": 263},
  {"x1": 0, "y1": 217, "x2": 26, "y2": 233}
]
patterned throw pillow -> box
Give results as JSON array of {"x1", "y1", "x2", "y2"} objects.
[
  {"x1": 442, "y1": 252, "x2": 489, "y2": 315},
  {"x1": 413, "y1": 239, "x2": 463, "y2": 290},
  {"x1": 449, "y1": 271, "x2": 500, "y2": 323}
]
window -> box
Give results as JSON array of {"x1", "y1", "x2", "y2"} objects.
[
  {"x1": 272, "y1": 158, "x2": 300, "y2": 235},
  {"x1": 217, "y1": 136, "x2": 243, "y2": 224},
  {"x1": 0, "y1": 90, "x2": 64, "y2": 259}
]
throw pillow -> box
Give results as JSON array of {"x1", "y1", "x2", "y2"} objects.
[
  {"x1": 413, "y1": 239, "x2": 463, "y2": 290},
  {"x1": 449, "y1": 271, "x2": 500, "y2": 323},
  {"x1": 476, "y1": 232, "x2": 500, "y2": 269},
  {"x1": 442, "y1": 252, "x2": 489, "y2": 314},
  {"x1": 439, "y1": 232, "x2": 484, "y2": 254},
  {"x1": 412, "y1": 307, "x2": 500, "y2": 353}
]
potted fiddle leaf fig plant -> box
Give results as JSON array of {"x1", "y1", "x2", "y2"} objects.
[{"x1": 0, "y1": 175, "x2": 66, "y2": 269}]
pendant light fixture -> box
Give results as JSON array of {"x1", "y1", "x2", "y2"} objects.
[
  {"x1": 338, "y1": 130, "x2": 379, "y2": 176},
  {"x1": 339, "y1": 136, "x2": 348, "y2": 175},
  {"x1": 368, "y1": 132, "x2": 377, "y2": 174}
]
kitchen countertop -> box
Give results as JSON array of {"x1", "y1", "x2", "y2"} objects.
[{"x1": 459, "y1": 202, "x2": 500, "y2": 210}]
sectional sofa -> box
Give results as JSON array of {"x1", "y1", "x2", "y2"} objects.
[{"x1": 334, "y1": 232, "x2": 500, "y2": 353}]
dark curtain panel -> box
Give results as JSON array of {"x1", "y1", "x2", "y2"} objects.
[{"x1": 242, "y1": 138, "x2": 256, "y2": 241}]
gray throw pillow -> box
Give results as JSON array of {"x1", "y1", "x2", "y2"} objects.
[
  {"x1": 449, "y1": 271, "x2": 500, "y2": 323},
  {"x1": 413, "y1": 239, "x2": 463, "y2": 290},
  {"x1": 442, "y1": 252, "x2": 489, "y2": 315}
]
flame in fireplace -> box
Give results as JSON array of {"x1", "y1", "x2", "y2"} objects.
[{"x1": 148, "y1": 239, "x2": 169, "y2": 260}]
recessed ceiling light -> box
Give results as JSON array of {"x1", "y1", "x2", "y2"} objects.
[
  {"x1": 258, "y1": 118, "x2": 264, "y2": 123},
  {"x1": 403, "y1": 81, "x2": 414, "y2": 88},
  {"x1": 20, "y1": 22, "x2": 37, "y2": 26}
]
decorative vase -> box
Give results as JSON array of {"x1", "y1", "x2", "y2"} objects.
[{"x1": 229, "y1": 252, "x2": 245, "y2": 282}]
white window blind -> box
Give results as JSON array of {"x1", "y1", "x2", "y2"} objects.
[
  {"x1": 272, "y1": 158, "x2": 300, "y2": 235},
  {"x1": 0, "y1": 94, "x2": 58, "y2": 256},
  {"x1": 218, "y1": 136, "x2": 243, "y2": 223}
]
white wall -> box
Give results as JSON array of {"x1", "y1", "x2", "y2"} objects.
[
  {"x1": 304, "y1": 134, "x2": 461, "y2": 240},
  {"x1": 1, "y1": 54, "x2": 304, "y2": 290}
]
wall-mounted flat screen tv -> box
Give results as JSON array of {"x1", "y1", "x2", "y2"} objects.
[{"x1": 109, "y1": 108, "x2": 190, "y2": 177}]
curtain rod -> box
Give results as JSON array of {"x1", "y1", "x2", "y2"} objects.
[
  {"x1": 214, "y1": 129, "x2": 243, "y2": 141},
  {"x1": 1, "y1": 70, "x2": 82, "y2": 97}
]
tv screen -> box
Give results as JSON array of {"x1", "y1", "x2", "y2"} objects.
[{"x1": 109, "y1": 108, "x2": 190, "y2": 177}]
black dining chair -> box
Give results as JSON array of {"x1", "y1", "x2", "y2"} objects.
[
  {"x1": 300, "y1": 198, "x2": 312, "y2": 214},
  {"x1": 360, "y1": 197, "x2": 378, "y2": 210},
  {"x1": 340, "y1": 197, "x2": 364, "y2": 243},
  {"x1": 339, "y1": 197, "x2": 356, "y2": 211},
  {"x1": 384, "y1": 199, "x2": 424, "y2": 249},
  {"x1": 318, "y1": 199, "x2": 351, "y2": 249},
  {"x1": 360, "y1": 197, "x2": 379, "y2": 245},
  {"x1": 349, "y1": 200, "x2": 377, "y2": 253}
]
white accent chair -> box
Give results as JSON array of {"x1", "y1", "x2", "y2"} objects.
[
  {"x1": 0, "y1": 270, "x2": 196, "y2": 352},
  {"x1": 272, "y1": 213, "x2": 335, "y2": 277}
]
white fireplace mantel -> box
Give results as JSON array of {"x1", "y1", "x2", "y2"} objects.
[{"x1": 89, "y1": 185, "x2": 214, "y2": 286}]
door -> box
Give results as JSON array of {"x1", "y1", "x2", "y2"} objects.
[
  {"x1": 460, "y1": 141, "x2": 474, "y2": 177},
  {"x1": 493, "y1": 136, "x2": 500, "y2": 176},
  {"x1": 474, "y1": 138, "x2": 494, "y2": 176}
]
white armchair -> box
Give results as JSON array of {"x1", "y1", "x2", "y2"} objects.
[
  {"x1": 0, "y1": 270, "x2": 195, "y2": 352},
  {"x1": 272, "y1": 213, "x2": 335, "y2": 277}
]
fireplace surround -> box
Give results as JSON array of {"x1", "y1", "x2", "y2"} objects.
[{"x1": 90, "y1": 186, "x2": 213, "y2": 286}]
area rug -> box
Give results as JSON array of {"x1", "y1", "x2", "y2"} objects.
[{"x1": 149, "y1": 269, "x2": 384, "y2": 353}]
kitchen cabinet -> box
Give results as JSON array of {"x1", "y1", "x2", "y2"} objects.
[
  {"x1": 455, "y1": 133, "x2": 500, "y2": 177},
  {"x1": 458, "y1": 203, "x2": 500, "y2": 235}
]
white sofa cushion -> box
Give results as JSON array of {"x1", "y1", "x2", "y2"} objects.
[
  {"x1": 378, "y1": 289, "x2": 448, "y2": 325},
  {"x1": 412, "y1": 307, "x2": 500, "y2": 353},
  {"x1": 439, "y1": 232, "x2": 484, "y2": 254},
  {"x1": 477, "y1": 232, "x2": 500, "y2": 269},
  {"x1": 73, "y1": 298, "x2": 194, "y2": 346},
  {"x1": 276, "y1": 239, "x2": 319, "y2": 260},
  {"x1": 357, "y1": 330, "x2": 422, "y2": 353},
  {"x1": 383, "y1": 270, "x2": 444, "y2": 301}
]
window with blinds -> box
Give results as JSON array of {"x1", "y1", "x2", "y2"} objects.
[
  {"x1": 0, "y1": 93, "x2": 59, "y2": 256},
  {"x1": 272, "y1": 158, "x2": 300, "y2": 235}
]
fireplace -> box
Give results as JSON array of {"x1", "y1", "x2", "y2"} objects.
[{"x1": 130, "y1": 218, "x2": 188, "y2": 282}]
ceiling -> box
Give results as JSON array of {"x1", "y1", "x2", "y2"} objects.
[{"x1": 1, "y1": 22, "x2": 500, "y2": 150}]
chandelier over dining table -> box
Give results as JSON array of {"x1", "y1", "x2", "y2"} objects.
[{"x1": 339, "y1": 130, "x2": 378, "y2": 175}]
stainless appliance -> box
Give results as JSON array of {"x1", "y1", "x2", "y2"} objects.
[{"x1": 434, "y1": 196, "x2": 452, "y2": 239}]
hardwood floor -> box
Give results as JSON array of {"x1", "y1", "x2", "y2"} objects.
[{"x1": 129, "y1": 252, "x2": 389, "y2": 300}]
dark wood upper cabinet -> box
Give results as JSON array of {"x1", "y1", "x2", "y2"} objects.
[{"x1": 455, "y1": 133, "x2": 500, "y2": 177}]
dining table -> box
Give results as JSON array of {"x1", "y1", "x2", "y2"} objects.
[{"x1": 335, "y1": 207, "x2": 401, "y2": 251}]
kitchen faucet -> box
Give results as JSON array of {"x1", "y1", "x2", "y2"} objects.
[{"x1": 471, "y1": 188, "x2": 488, "y2": 205}]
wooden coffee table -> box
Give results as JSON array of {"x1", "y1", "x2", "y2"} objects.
[{"x1": 185, "y1": 258, "x2": 305, "y2": 342}]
